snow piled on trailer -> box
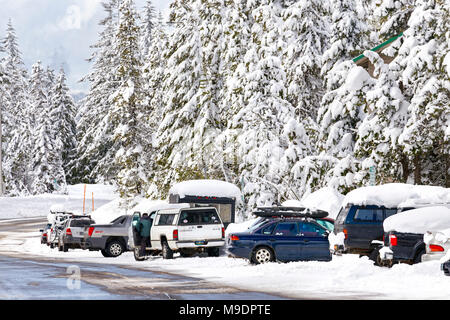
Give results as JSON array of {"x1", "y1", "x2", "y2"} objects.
[
  {"x1": 169, "y1": 179, "x2": 242, "y2": 200},
  {"x1": 342, "y1": 183, "x2": 450, "y2": 208},
  {"x1": 384, "y1": 206, "x2": 450, "y2": 234}
]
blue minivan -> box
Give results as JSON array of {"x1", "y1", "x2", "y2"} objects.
[{"x1": 227, "y1": 216, "x2": 332, "y2": 264}]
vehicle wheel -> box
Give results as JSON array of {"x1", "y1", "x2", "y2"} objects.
[
  {"x1": 413, "y1": 249, "x2": 425, "y2": 264},
  {"x1": 101, "y1": 249, "x2": 110, "y2": 257},
  {"x1": 179, "y1": 249, "x2": 194, "y2": 257},
  {"x1": 134, "y1": 248, "x2": 147, "y2": 261},
  {"x1": 369, "y1": 247, "x2": 384, "y2": 267},
  {"x1": 251, "y1": 247, "x2": 274, "y2": 264},
  {"x1": 105, "y1": 240, "x2": 124, "y2": 258},
  {"x1": 162, "y1": 241, "x2": 173, "y2": 259},
  {"x1": 207, "y1": 247, "x2": 220, "y2": 257}
]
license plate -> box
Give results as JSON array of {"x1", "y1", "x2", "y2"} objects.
[{"x1": 195, "y1": 241, "x2": 206, "y2": 245}]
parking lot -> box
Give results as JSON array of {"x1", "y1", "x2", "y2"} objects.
[{"x1": 1, "y1": 216, "x2": 449, "y2": 300}]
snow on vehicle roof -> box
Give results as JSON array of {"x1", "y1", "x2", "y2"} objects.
[
  {"x1": 342, "y1": 183, "x2": 450, "y2": 208},
  {"x1": 282, "y1": 187, "x2": 344, "y2": 219},
  {"x1": 169, "y1": 179, "x2": 242, "y2": 200},
  {"x1": 383, "y1": 206, "x2": 450, "y2": 234},
  {"x1": 132, "y1": 199, "x2": 189, "y2": 213}
]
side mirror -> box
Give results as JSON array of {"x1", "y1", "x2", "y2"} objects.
[{"x1": 39, "y1": 229, "x2": 44, "y2": 232}]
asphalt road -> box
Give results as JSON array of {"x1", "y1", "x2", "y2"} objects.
[{"x1": 0, "y1": 217, "x2": 288, "y2": 300}]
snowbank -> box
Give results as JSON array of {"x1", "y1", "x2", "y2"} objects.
[
  {"x1": 0, "y1": 184, "x2": 118, "y2": 219},
  {"x1": 383, "y1": 206, "x2": 450, "y2": 234},
  {"x1": 342, "y1": 183, "x2": 450, "y2": 208},
  {"x1": 169, "y1": 180, "x2": 242, "y2": 201}
]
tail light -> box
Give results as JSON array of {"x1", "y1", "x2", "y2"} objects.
[
  {"x1": 343, "y1": 228, "x2": 348, "y2": 240},
  {"x1": 429, "y1": 244, "x2": 444, "y2": 252},
  {"x1": 43, "y1": 233, "x2": 47, "y2": 237},
  {"x1": 230, "y1": 235, "x2": 240, "y2": 241},
  {"x1": 88, "y1": 227, "x2": 95, "y2": 237},
  {"x1": 66, "y1": 228, "x2": 72, "y2": 236},
  {"x1": 389, "y1": 234, "x2": 398, "y2": 246},
  {"x1": 173, "y1": 229, "x2": 178, "y2": 241},
  {"x1": 222, "y1": 227, "x2": 225, "y2": 239}
]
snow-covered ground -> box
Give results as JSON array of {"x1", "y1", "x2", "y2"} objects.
[
  {"x1": 0, "y1": 226, "x2": 448, "y2": 300},
  {"x1": 0, "y1": 184, "x2": 117, "y2": 219},
  {"x1": 1, "y1": 183, "x2": 449, "y2": 300}
]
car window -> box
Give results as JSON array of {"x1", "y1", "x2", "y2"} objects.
[
  {"x1": 354, "y1": 208, "x2": 374, "y2": 221},
  {"x1": 385, "y1": 209, "x2": 397, "y2": 218},
  {"x1": 374, "y1": 209, "x2": 383, "y2": 222},
  {"x1": 299, "y1": 222, "x2": 327, "y2": 236},
  {"x1": 335, "y1": 207, "x2": 349, "y2": 224},
  {"x1": 70, "y1": 219, "x2": 94, "y2": 227},
  {"x1": 110, "y1": 216, "x2": 126, "y2": 224},
  {"x1": 260, "y1": 223, "x2": 276, "y2": 235},
  {"x1": 178, "y1": 210, "x2": 221, "y2": 225},
  {"x1": 316, "y1": 220, "x2": 334, "y2": 232},
  {"x1": 158, "y1": 214, "x2": 175, "y2": 225},
  {"x1": 274, "y1": 222, "x2": 298, "y2": 236}
]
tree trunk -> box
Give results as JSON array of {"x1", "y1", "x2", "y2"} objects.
[
  {"x1": 401, "y1": 154, "x2": 409, "y2": 183},
  {"x1": 413, "y1": 154, "x2": 421, "y2": 185}
]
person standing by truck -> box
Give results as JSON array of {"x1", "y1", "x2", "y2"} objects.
[{"x1": 136, "y1": 213, "x2": 152, "y2": 257}]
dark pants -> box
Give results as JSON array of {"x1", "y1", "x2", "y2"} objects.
[{"x1": 140, "y1": 237, "x2": 150, "y2": 256}]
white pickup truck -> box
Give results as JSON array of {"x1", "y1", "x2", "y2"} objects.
[{"x1": 129, "y1": 207, "x2": 226, "y2": 261}]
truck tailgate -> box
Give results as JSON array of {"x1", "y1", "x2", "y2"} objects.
[{"x1": 178, "y1": 224, "x2": 222, "y2": 242}]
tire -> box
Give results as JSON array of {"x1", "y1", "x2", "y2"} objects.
[
  {"x1": 105, "y1": 240, "x2": 125, "y2": 258},
  {"x1": 251, "y1": 247, "x2": 274, "y2": 264},
  {"x1": 413, "y1": 248, "x2": 425, "y2": 264},
  {"x1": 134, "y1": 247, "x2": 147, "y2": 261},
  {"x1": 162, "y1": 240, "x2": 173, "y2": 259},
  {"x1": 207, "y1": 247, "x2": 220, "y2": 257},
  {"x1": 101, "y1": 249, "x2": 110, "y2": 257}
]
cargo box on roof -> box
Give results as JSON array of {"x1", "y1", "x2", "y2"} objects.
[{"x1": 168, "y1": 180, "x2": 242, "y2": 227}]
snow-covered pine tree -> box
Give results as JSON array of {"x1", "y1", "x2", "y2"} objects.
[
  {"x1": 396, "y1": 0, "x2": 450, "y2": 186},
  {"x1": 154, "y1": 0, "x2": 225, "y2": 197},
  {"x1": 141, "y1": 10, "x2": 168, "y2": 196},
  {"x1": 215, "y1": 0, "x2": 252, "y2": 186},
  {"x1": 50, "y1": 68, "x2": 77, "y2": 185},
  {"x1": 28, "y1": 61, "x2": 66, "y2": 194},
  {"x1": 354, "y1": 50, "x2": 409, "y2": 185},
  {"x1": 140, "y1": 0, "x2": 156, "y2": 59},
  {"x1": 110, "y1": 0, "x2": 149, "y2": 207},
  {"x1": 321, "y1": 0, "x2": 370, "y2": 92},
  {"x1": 232, "y1": 0, "x2": 298, "y2": 208},
  {"x1": 75, "y1": 0, "x2": 121, "y2": 183},
  {"x1": 373, "y1": 0, "x2": 415, "y2": 39},
  {"x1": 1, "y1": 20, "x2": 29, "y2": 164},
  {"x1": 281, "y1": 0, "x2": 329, "y2": 121}
]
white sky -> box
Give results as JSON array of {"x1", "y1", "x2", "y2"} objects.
[{"x1": 0, "y1": 0, "x2": 171, "y2": 94}]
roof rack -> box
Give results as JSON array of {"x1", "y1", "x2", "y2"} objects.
[{"x1": 253, "y1": 206, "x2": 328, "y2": 218}]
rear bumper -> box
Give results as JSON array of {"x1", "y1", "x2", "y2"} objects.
[
  {"x1": 422, "y1": 253, "x2": 445, "y2": 262},
  {"x1": 172, "y1": 240, "x2": 225, "y2": 249},
  {"x1": 227, "y1": 246, "x2": 252, "y2": 260}
]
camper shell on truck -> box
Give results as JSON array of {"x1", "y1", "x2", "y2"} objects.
[{"x1": 168, "y1": 180, "x2": 242, "y2": 228}]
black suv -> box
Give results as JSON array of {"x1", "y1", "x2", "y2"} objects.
[{"x1": 333, "y1": 205, "x2": 400, "y2": 256}]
